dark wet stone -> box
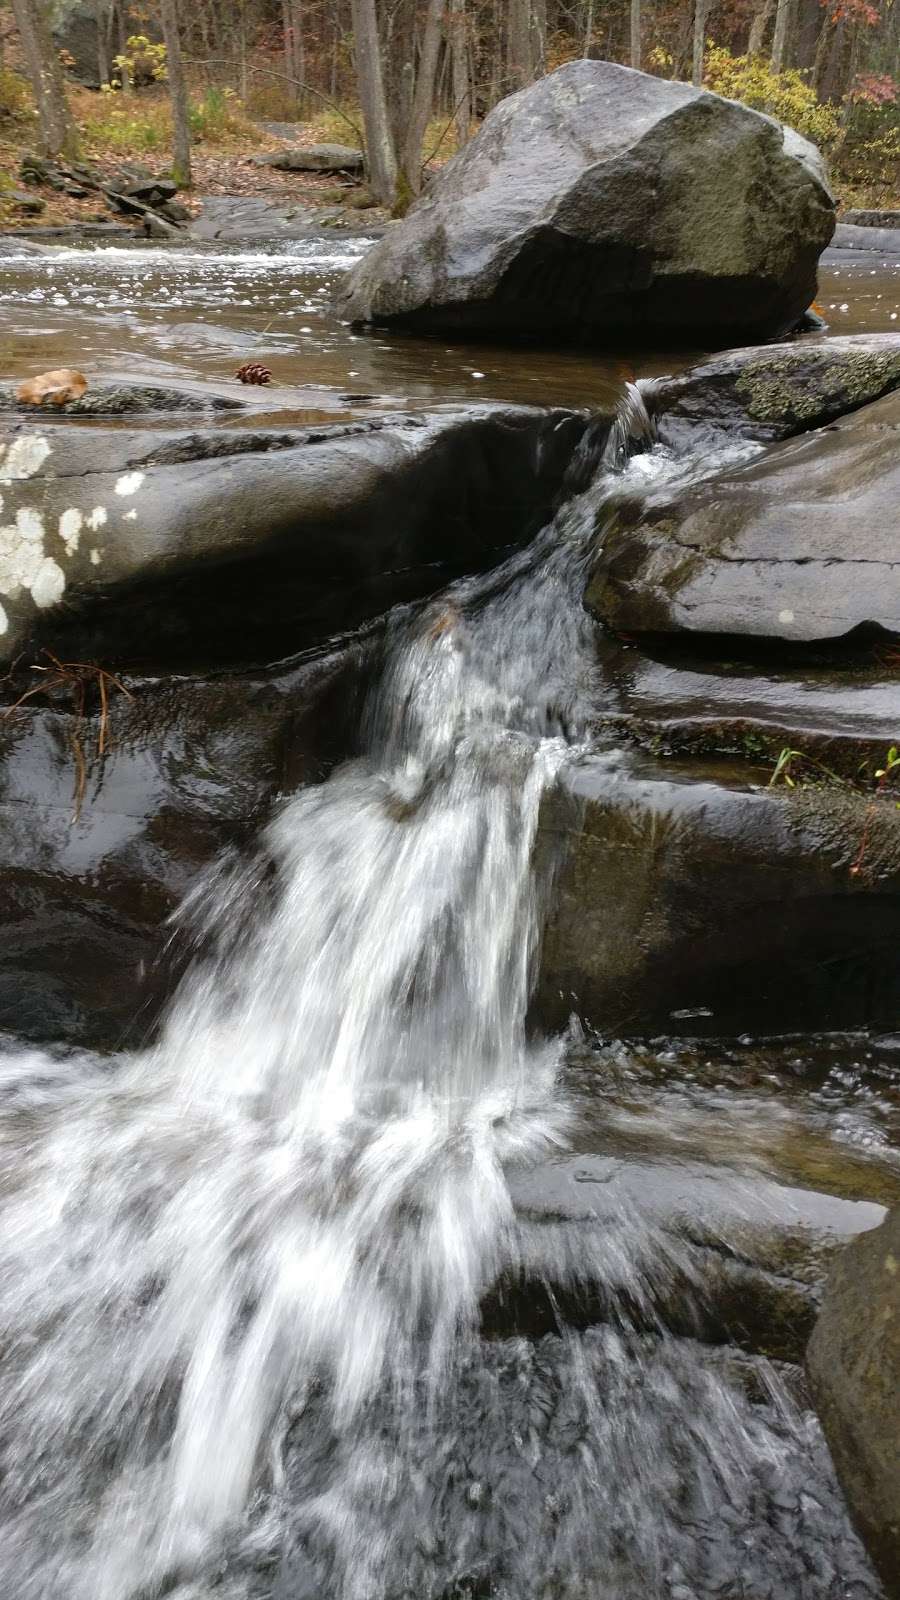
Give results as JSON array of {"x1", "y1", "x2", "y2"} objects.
[
  {"x1": 0, "y1": 646, "x2": 368, "y2": 1048},
  {"x1": 842, "y1": 210, "x2": 900, "y2": 229},
  {"x1": 339, "y1": 60, "x2": 834, "y2": 343},
  {"x1": 647, "y1": 333, "x2": 900, "y2": 447},
  {"x1": 586, "y1": 390, "x2": 900, "y2": 642},
  {"x1": 807, "y1": 1208, "x2": 900, "y2": 1598},
  {"x1": 2, "y1": 382, "x2": 244, "y2": 415},
  {"x1": 536, "y1": 748, "x2": 900, "y2": 1037},
  {"x1": 0, "y1": 405, "x2": 589, "y2": 671},
  {"x1": 831, "y1": 223, "x2": 900, "y2": 254}
]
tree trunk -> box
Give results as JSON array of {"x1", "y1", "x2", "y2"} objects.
[
  {"x1": 630, "y1": 0, "x2": 641, "y2": 68},
  {"x1": 449, "y1": 0, "x2": 470, "y2": 147},
  {"x1": 691, "y1": 0, "x2": 710, "y2": 85},
  {"x1": 11, "y1": 0, "x2": 79, "y2": 158},
  {"x1": 747, "y1": 0, "x2": 775, "y2": 54},
  {"x1": 159, "y1": 0, "x2": 192, "y2": 187},
  {"x1": 507, "y1": 0, "x2": 532, "y2": 89},
  {"x1": 532, "y1": 0, "x2": 547, "y2": 74},
  {"x1": 402, "y1": 0, "x2": 445, "y2": 191},
  {"x1": 351, "y1": 0, "x2": 398, "y2": 206},
  {"x1": 811, "y1": 7, "x2": 834, "y2": 92},
  {"x1": 770, "y1": 0, "x2": 796, "y2": 70}
]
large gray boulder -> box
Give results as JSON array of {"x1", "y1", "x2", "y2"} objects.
[
  {"x1": 0, "y1": 405, "x2": 588, "y2": 671},
  {"x1": 807, "y1": 1208, "x2": 900, "y2": 1598},
  {"x1": 587, "y1": 390, "x2": 900, "y2": 642},
  {"x1": 339, "y1": 60, "x2": 835, "y2": 343}
]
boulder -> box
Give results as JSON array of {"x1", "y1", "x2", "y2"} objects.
[
  {"x1": 536, "y1": 750, "x2": 900, "y2": 1036},
  {"x1": 0, "y1": 406, "x2": 589, "y2": 671},
  {"x1": 586, "y1": 390, "x2": 900, "y2": 642},
  {"x1": 647, "y1": 332, "x2": 900, "y2": 447},
  {"x1": 807, "y1": 1208, "x2": 900, "y2": 1598},
  {"x1": 338, "y1": 60, "x2": 835, "y2": 343},
  {"x1": 252, "y1": 144, "x2": 365, "y2": 175}
]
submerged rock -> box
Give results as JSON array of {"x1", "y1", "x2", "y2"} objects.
[
  {"x1": 536, "y1": 749, "x2": 900, "y2": 1037},
  {"x1": 0, "y1": 405, "x2": 588, "y2": 671},
  {"x1": 587, "y1": 390, "x2": 900, "y2": 642},
  {"x1": 339, "y1": 60, "x2": 835, "y2": 343},
  {"x1": 807, "y1": 1208, "x2": 900, "y2": 1598},
  {"x1": 2, "y1": 381, "x2": 244, "y2": 416},
  {"x1": 648, "y1": 332, "x2": 900, "y2": 446}
]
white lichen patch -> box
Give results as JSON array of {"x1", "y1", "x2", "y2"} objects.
[
  {"x1": 0, "y1": 603, "x2": 8, "y2": 636},
  {"x1": 778, "y1": 608, "x2": 795, "y2": 624},
  {"x1": 87, "y1": 506, "x2": 108, "y2": 531},
  {"x1": 31, "y1": 557, "x2": 66, "y2": 609},
  {"x1": 58, "y1": 508, "x2": 83, "y2": 556},
  {"x1": 89, "y1": 548, "x2": 102, "y2": 566},
  {"x1": 115, "y1": 471, "x2": 145, "y2": 497},
  {"x1": 122, "y1": 509, "x2": 137, "y2": 522},
  {"x1": 0, "y1": 502, "x2": 69, "y2": 616},
  {"x1": 0, "y1": 435, "x2": 52, "y2": 485}
]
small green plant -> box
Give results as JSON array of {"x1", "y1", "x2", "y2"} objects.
[
  {"x1": 875, "y1": 746, "x2": 900, "y2": 783},
  {"x1": 113, "y1": 35, "x2": 168, "y2": 88}
]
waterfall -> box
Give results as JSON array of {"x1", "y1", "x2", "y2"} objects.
[{"x1": 0, "y1": 390, "x2": 870, "y2": 1600}]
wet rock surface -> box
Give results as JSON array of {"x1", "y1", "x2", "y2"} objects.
[
  {"x1": 647, "y1": 332, "x2": 900, "y2": 446},
  {"x1": 251, "y1": 144, "x2": 365, "y2": 175},
  {"x1": 2, "y1": 381, "x2": 245, "y2": 415},
  {"x1": 536, "y1": 748, "x2": 900, "y2": 1038},
  {"x1": 808, "y1": 1208, "x2": 900, "y2": 1598},
  {"x1": 587, "y1": 390, "x2": 900, "y2": 642},
  {"x1": 339, "y1": 59, "x2": 835, "y2": 342},
  {"x1": 0, "y1": 646, "x2": 368, "y2": 1048},
  {"x1": 0, "y1": 405, "x2": 589, "y2": 670}
]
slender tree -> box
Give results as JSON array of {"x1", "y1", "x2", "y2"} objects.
[
  {"x1": 11, "y1": 0, "x2": 79, "y2": 158},
  {"x1": 692, "y1": 0, "x2": 711, "y2": 83},
  {"x1": 449, "y1": 0, "x2": 470, "y2": 147},
  {"x1": 159, "y1": 0, "x2": 192, "y2": 186},
  {"x1": 748, "y1": 0, "x2": 776, "y2": 54},
  {"x1": 402, "y1": 0, "x2": 445, "y2": 191},
  {"x1": 351, "y1": 0, "x2": 398, "y2": 205},
  {"x1": 630, "y1": 0, "x2": 641, "y2": 67},
  {"x1": 507, "y1": 0, "x2": 532, "y2": 88},
  {"x1": 770, "y1": 0, "x2": 796, "y2": 68}
]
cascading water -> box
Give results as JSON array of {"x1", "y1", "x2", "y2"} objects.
[{"x1": 0, "y1": 390, "x2": 881, "y2": 1600}]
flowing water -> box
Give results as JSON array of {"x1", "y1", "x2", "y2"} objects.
[{"x1": 0, "y1": 238, "x2": 896, "y2": 1599}]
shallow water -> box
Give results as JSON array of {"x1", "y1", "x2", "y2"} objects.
[
  {"x1": 0, "y1": 241, "x2": 896, "y2": 1599},
  {"x1": 1, "y1": 235, "x2": 896, "y2": 416}
]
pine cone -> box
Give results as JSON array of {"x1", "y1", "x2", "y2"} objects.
[{"x1": 236, "y1": 361, "x2": 272, "y2": 385}]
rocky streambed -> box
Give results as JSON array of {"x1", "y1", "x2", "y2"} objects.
[{"x1": 0, "y1": 122, "x2": 899, "y2": 1599}]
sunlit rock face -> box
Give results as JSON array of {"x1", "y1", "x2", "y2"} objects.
[{"x1": 339, "y1": 60, "x2": 835, "y2": 343}]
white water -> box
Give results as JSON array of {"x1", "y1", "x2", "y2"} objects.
[{"x1": 0, "y1": 393, "x2": 876, "y2": 1600}]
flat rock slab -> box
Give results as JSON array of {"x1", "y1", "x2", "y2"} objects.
[
  {"x1": 831, "y1": 222, "x2": 900, "y2": 254},
  {"x1": 1, "y1": 382, "x2": 245, "y2": 416},
  {"x1": 251, "y1": 144, "x2": 364, "y2": 174},
  {"x1": 339, "y1": 59, "x2": 834, "y2": 342},
  {"x1": 588, "y1": 390, "x2": 900, "y2": 642},
  {"x1": 648, "y1": 332, "x2": 900, "y2": 446},
  {"x1": 592, "y1": 643, "x2": 900, "y2": 772},
  {"x1": 0, "y1": 405, "x2": 588, "y2": 670},
  {"x1": 536, "y1": 749, "x2": 900, "y2": 1036},
  {"x1": 807, "y1": 1208, "x2": 900, "y2": 1598}
]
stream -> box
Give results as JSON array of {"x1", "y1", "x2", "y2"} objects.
[{"x1": 0, "y1": 234, "x2": 897, "y2": 1600}]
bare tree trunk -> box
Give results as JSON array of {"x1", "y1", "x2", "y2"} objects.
[
  {"x1": 351, "y1": 0, "x2": 398, "y2": 206},
  {"x1": 583, "y1": 0, "x2": 594, "y2": 54},
  {"x1": 811, "y1": 7, "x2": 834, "y2": 91},
  {"x1": 748, "y1": 0, "x2": 775, "y2": 54},
  {"x1": 692, "y1": 0, "x2": 710, "y2": 84},
  {"x1": 630, "y1": 0, "x2": 641, "y2": 68},
  {"x1": 770, "y1": 0, "x2": 796, "y2": 70},
  {"x1": 402, "y1": 0, "x2": 444, "y2": 190},
  {"x1": 160, "y1": 0, "x2": 192, "y2": 187},
  {"x1": 11, "y1": 0, "x2": 79, "y2": 157},
  {"x1": 507, "y1": 0, "x2": 532, "y2": 89},
  {"x1": 449, "y1": 0, "x2": 470, "y2": 146},
  {"x1": 532, "y1": 0, "x2": 547, "y2": 73}
]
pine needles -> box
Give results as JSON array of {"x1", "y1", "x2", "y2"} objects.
[{"x1": 2, "y1": 650, "x2": 133, "y2": 822}]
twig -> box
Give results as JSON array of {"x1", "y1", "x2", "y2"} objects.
[{"x1": 420, "y1": 90, "x2": 472, "y2": 171}]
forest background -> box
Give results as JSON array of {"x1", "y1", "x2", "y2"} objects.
[{"x1": 0, "y1": 0, "x2": 897, "y2": 226}]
